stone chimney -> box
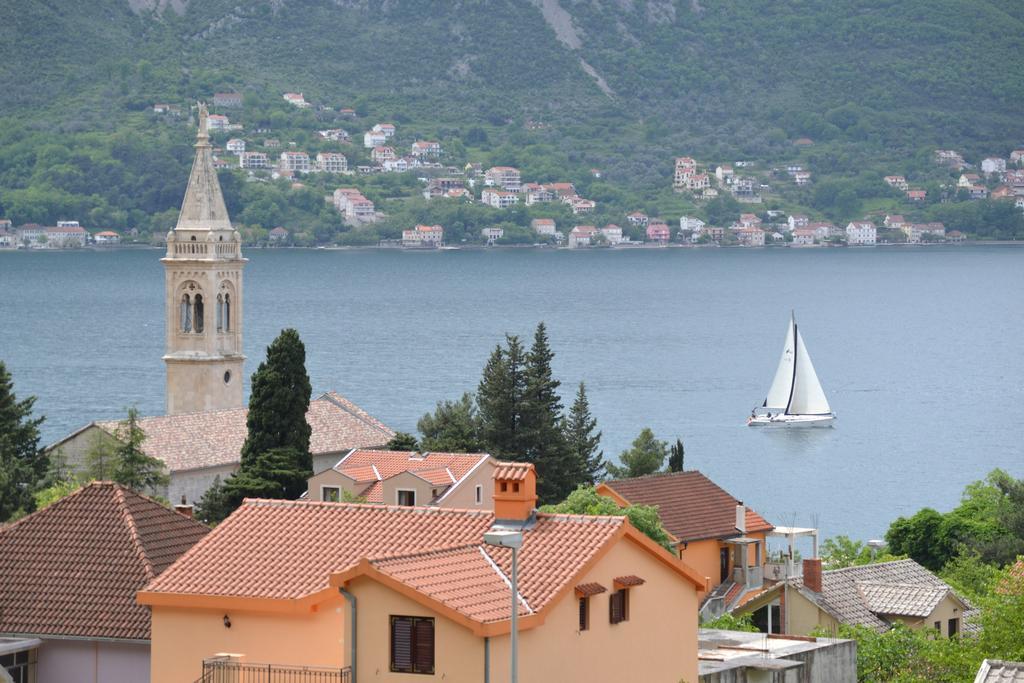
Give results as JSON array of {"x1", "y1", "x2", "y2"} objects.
[
  {"x1": 803, "y1": 558, "x2": 822, "y2": 593},
  {"x1": 493, "y1": 462, "x2": 537, "y2": 522}
]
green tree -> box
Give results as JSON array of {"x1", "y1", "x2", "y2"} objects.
[
  {"x1": 820, "y1": 535, "x2": 902, "y2": 569},
  {"x1": 83, "y1": 431, "x2": 118, "y2": 480},
  {"x1": 417, "y1": 393, "x2": 484, "y2": 452},
  {"x1": 476, "y1": 335, "x2": 526, "y2": 457},
  {"x1": 386, "y1": 432, "x2": 419, "y2": 451},
  {"x1": 885, "y1": 508, "x2": 951, "y2": 571},
  {"x1": 520, "y1": 323, "x2": 573, "y2": 504},
  {"x1": 194, "y1": 475, "x2": 233, "y2": 525},
  {"x1": 605, "y1": 428, "x2": 668, "y2": 479},
  {"x1": 111, "y1": 407, "x2": 169, "y2": 493},
  {"x1": 239, "y1": 328, "x2": 313, "y2": 471},
  {"x1": 222, "y1": 446, "x2": 309, "y2": 504},
  {"x1": 563, "y1": 382, "x2": 604, "y2": 485},
  {"x1": 0, "y1": 361, "x2": 47, "y2": 521},
  {"x1": 667, "y1": 438, "x2": 685, "y2": 472},
  {"x1": 540, "y1": 485, "x2": 673, "y2": 551}
]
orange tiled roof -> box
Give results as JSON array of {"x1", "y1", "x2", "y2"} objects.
[
  {"x1": 493, "y1": 461, "x2": 533, "y2": 481},
  {"x1": 77, "y1": 392, "x2": 393, "y2": 473},
  {"x1": 332, "y1": 450, "x2": 490, "y2": 503},
  {"x1": 141, "y1": 500, "x2": 639, "y2": 626},
  {"x1": 600, "y1": 470, "x2": 773, "y2": 542},
  {"x1": 139, "y1": 500, "x2": 706, "y2": 631},
  {"x1": 0, "y1": 482, "x2": 208, "y2": 640}
]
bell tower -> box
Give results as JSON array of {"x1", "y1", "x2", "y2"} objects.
[{"x1": 162, "y1": 103, "x2": 246, "y2": 415}]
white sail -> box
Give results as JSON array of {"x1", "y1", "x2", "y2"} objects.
[
  {"x1": 763, "y1": 316, "x2": 796, "y2": 410},
  {"x1": 787, "y1": 327, "x2": 832, "y2": 415}
]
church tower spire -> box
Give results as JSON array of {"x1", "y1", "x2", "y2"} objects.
[{"x1": 162, "y1": 103, "x2": 246, "y2": 415}]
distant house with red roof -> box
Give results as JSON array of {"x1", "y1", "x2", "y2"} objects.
[
  {"x1": 139, "y1": 464, "x2": 707, "y2": 683},
  {"x1": 646, "y1": 222, "x2": 671, "y2": 244},
  {"x1": 907, "y1": 189, "x2": 927, "y2": 202},
  {"x1": 0, "y1": 482, "x2": 209, "y2": 683},
  {"x1": 308, "y1": 449, "x2": 497, "y2": 508}
]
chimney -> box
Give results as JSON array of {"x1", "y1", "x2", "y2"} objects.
[
  {"x1": 802, "y1": 558, "x2": 822, "y2": 593},
  {"x1": 735, "y1": 502, "x2": 746, "y2": 534},
  {"x1": 492, "y1": 462, "x2": 537, "y2": 522},
  {"x1": 175, "y1": 504, "x2": 194, "y2": 519}
]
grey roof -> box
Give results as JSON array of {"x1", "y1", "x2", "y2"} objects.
[
  {"x1": 817, "y1": 559, "x2": 967, "y2": 631},
  {"x1": 857, "y1": 581, "x2": 949, "y2": 618},
  {"x1": 975, "y1": 660, "x2": 1024, "y2": 683}
]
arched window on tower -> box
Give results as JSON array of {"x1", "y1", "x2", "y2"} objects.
[
  {"x1": 194, "y1": 294, "x2": 204, "y2": 333},
  {"x1": 216, "y1": 294, "x2": 224, "y2": 332},
  {"x1": 180, "y1": 294, "x2": 192, "y2": 332},
  {"x1": 224, "y1": 293, "x2": 231, "y2": 331}
]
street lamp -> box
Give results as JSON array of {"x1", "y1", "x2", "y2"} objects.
[
  {"x1": 484, "y1": 529, "x2": 523, "y2": 683},
  {"x1": 867, "y1": 539, "x2": 886, "y2": 561}
]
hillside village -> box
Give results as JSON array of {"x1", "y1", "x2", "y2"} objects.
[{"x1": 2, "y1": 90, "x2": 1022, "y2": 251}]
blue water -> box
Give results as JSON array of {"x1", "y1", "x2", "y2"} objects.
[{"x1": 1, "y1": 246, "x2": 1022, "y2": 541}]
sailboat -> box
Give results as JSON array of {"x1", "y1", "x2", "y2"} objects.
[{"x1": 748, "y1": 312, "x2": 836, "y2": 427}]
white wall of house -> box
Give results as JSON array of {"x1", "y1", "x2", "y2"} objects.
[{"x1": 37, "y1": 638, "x2": 149, "y2": 683}]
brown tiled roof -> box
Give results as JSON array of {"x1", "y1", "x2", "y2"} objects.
[
  {"x1": 140, "y1": 500, "x2": 705, "y2": 629},
  {"x1": 331, "y1": 450, "x2": 490, "y2": 503},
  {"x1": 613, "y1": 575, "x2": 646, "y2": 587},
  {"x1": 575, "y1": 582, "x2": 607, "y2": 597},
  {"x1": 0, "y1": 482, "x2": 208, "y2": 641},
  {"x1": 80, "y1": 392, "x2": 393, "y2": 473},
  {"x1": 600, "y1": 471, "x2": 773, "y2": 542}
]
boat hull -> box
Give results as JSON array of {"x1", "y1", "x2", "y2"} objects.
[{"x1": 747, "y1": 414, "x2": 835, "y2": 428}]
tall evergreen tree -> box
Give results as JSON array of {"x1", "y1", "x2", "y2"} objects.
[
  {"x1": 385, "y1": 432, "x2": 419, "y2": 452},
  {"x1": 667, "y1": 438, "x2": 685, "y2": 473},
  {"x1": 239, "y1": 328, "x2": 313, "y2": 471},
  {"x1": 0, "y1": 361, "x2": 47, "y2": 521},
  {"x1": 564, "y1": 382, "x2": 604, "y2": 485},
  {"x1": 476, "y1": 335, "x2": 526, "y2": 457},
  {"x1": 111, "y1": 407, "x2": 169, "y2": 493},
  {"x1": 606, "y1": 428, "x2": 668, "y2": 479}
]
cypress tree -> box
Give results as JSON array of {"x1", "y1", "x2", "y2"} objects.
[
  {"x1": 667, "y1": 438, "x2": 685, "y2": 473},
  {"x1": 476, "y1": 335, "x2": 526, "y2": 457},
  {"x1": 563, "y1": 382, "x2": 604, "y2": 485},
  {"x1": 0, "y1": 361, "x2": 46, "y2": 521},
  {"x1": 239, "y1": 328, "x2": 313, "y2": 472},
  {"x1": 522, "y1": 323, "x2": 572, "y2": 503}
]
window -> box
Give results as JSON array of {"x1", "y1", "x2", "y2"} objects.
[
  {"x1": 948, "y1": 618, "x2": 959, "y2": 637},
  {"x1": 180, "y1": 294, "x2": 192, "y2": 332},
  {"x1": 934, "y1": 621, "x2": 941, "y2": 631},
  {"x1": 216, "y1": 294, "x2": 224, "y2": 331},
  {"x1": 475, "y1": 484, "x2": 482, "y2": 505},
  {"x1": 390, "y1": 616, "x2": 434, "y2": 674},
  {"x1": 223, "y1": 293, "x2": 231, "y2": 331},
  {"x1": 578, "y1": 597, "x2": 589, "y2": 631},
  {"x1": 194, "y1": 294, "x2": 204, "y2": 333},
  {"x1": 397, "y1": 490, "x2": 416, "y2": 506},
  {"x1": 1, "y1": 648, "x2": 38, "y2": 683},
  {"x1": 609, "y1": 589, "x2": 629, "y2": 624},
  {"x1": 322, "y1": 486, "x2": 341, "y2": 502}
]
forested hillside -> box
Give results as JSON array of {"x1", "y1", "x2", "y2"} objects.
[{"x1": 1, "y1": 0, "x2": 1023, "y2": 239}]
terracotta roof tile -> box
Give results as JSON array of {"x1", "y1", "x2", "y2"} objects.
[
  {"x1": 0, "y1": 482, "x2": 208, "y2": 640},
  {"x1": 141, "y1": 501, "x2": 628, "y2": 626},
  {"x1": 332, "y1": 450, "x2": 490, "y2": 503},
  {"x1": 601, "y1": 471, "x2": 773, "y2": 542},
  {"x1": 575, "y1": 582, "x2": 607, "y2": 597},
  {"x1": 614, "y1": 575, "x2": 646, "y2": 587},
  {"x1": 493, "y1": 461, "x2": 532, "y2": 481},
  {"x1": 85, "y1": 392, "x2": 393, "y2": 473}
]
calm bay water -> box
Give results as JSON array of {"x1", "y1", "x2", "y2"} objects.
[{"x1": 1, "y1": 246, "x2": 1022, "y2": 541}]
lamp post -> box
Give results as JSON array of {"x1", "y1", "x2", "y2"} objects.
[{"x1": 484, "y1": 529, "x2": 523, "y2": 683}]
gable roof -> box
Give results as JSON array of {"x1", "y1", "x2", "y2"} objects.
[
  {"x1": 816, "y1": 559, "x2": 967, "y2": 630},
  {"x1": 0, "y1": 482, "x2": 209, "y2": 641},
  {"x1": 54, "y1": 392, "x2": 394, "y2": 474},
  {"x1": 598, "y1": 471, "x2": 773, "y2": 542},
  {"x1": 329, "y1": 449, "x2": 491, "y2": 503},
  {"x1": 139, "y1": 499, "x2": 706, "y2": 635}
]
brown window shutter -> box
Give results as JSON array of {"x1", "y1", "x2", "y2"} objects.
[
  {"x1": 579, "y1": 597, "x2": 589, "y2": 631},
  {"x1": 610, "y1": 589, "x2": 629, "y2": 624},
  {"x1": 413, "y1": 617, "x2": 435, "y2": 674},
  {"x1": 391, "y1": 616, "x2": 413, "y2": 673}
]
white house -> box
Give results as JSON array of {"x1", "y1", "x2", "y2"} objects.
[
  {"x1": 239, "y1": 152, "x2": 270, "y2": 169},
  {"x1": 481, "y1": 188, "x2": 520, "y2": 209},
  {"x1": 316, "y1": 152, "x2": 348, "y2": 173},
  {"x1": 484, "y1": 166, "x2": 522, "y2": 191},
  {"x1": 411, "y1": 141, "x2": 442, "y2": 157},
  {"x1": 981, "y1": 157, "x2": 1007, "y2": 175},
  {"x1": 481, "y1": 227, "x2": 504, "y2": 244},
  {"x1": 846, "y1": 221, "x2": 877, "y2": 245},
  {"x1": 600, "y1": 224, "x2": 624, "y2": 245},
  {"x1": 532, "y1": 218, "x2": 556, "y2": 236},
  {"x1": 226, "y1": 138, "x2": 245, "y2": 154},
  {"x1": 679, "y1": 216, "x2": 705, "y2": 232},
  {"x1": 279, "y1": 151, "x2": 311, "y2": 173},
  {"x1": 363, "y1": 130, "x2": 388, "y2": 148},
  {"x1": 568, "y1": 225, "x2": 596, "y2": 248},
  {"x1": 372, "y1": 123, "x2": 396, "y2": 138},
  {"x1": 206, "y1": 114, "x2": 230, "y2": 131},
  {"x1": 402, "y1": 224, "x2": 444, "y2": 247}
]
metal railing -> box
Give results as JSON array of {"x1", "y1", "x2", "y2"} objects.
[{"x1": 199, "y1": 658, "x2": 351, "y2": 683}]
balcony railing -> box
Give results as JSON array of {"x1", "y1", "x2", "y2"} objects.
[{"x1": 198, "y1": 658, "x2": 351, "y2": 683}]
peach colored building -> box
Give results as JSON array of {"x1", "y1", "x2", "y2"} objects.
[
  {"x1": 597, "y1": 471, "x2": 773, "y2": 618},
  {"x1": 307, "y1": 449, "x2": 496, "y2": 508},
  {"x1": 140, "y1": 464, "x2": 708, "y2": 683}
]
